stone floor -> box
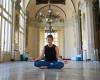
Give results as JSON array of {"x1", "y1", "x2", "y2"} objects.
[{"x1": 0, "y1": 61, "x2": 100, "y2": 80}]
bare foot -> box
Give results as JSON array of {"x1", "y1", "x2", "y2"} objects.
[{"x1": 39, "y1": 66, "x2": 48, "y2": 69}]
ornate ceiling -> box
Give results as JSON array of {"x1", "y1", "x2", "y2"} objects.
[{"x1": 26, "y1": 0, "x2": 80, "y2": 21}]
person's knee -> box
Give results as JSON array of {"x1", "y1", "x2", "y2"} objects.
[
  {"x1": 48, "y1": 62, "x2": 64, "y2": 69},
  {"x1": 57, "y1": 62, "x2": 64, "y2": 69},
  {"x1": 34, "y1": 60, "x2": 41, "y2": 67}
]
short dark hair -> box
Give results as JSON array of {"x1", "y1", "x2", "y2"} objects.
[{"x1": 47, "y1": 35, "x2": 53, "y2": 40}]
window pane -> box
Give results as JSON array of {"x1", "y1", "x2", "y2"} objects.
[
  {"x1": 20, "y1": 14, "x2": 24, "y2": 29},
  {"x1": 0, "y1": 7, "x2": 1, "y2": 13},
  {"x1": 0, "y1": 16, "x2": 1, "y2": 27},
  {"x1": 1, "y1": 0, "x2": 12, "y2": 53},
  {"x1": 1, "y1": 18, "x2": 5, "y2": 51},
  {"x1": 1, "y1": 19, "x2": 12, "y2": 52},
  {"x1": 45, "y1": 33, "x2": 47, "y2": 38},
  {"x1": 8, "y1": 23, "x2": 11, "y2": 51},
  {"x1": 54, "y1": 33, "x2": 58, "y2": 38},
  {"x1": 4, "y1": 22, "x2": 12, "y2": 52},
  {"x1": 4, "y1": 21, "x2": 8, "y2": 51},
  {"x1": 54, "y1": 42, "x2": 58, "y2": 46},
  {"x1": 9, "y1": 16, "x2": 12, "y2": 21},
  {"x1": 19, "y1": 27, "x2": 24, "y2": 32},
  {"x1": 0, "y1": 0, "x2": 2, "y2": 5},
  {"x1": 54, "y1": 38, "x2": 58, "y2": 42},
  {"x1": 6, "y1": 0, "x2": 9, "y2": 12},
  {"x1": 19, "y1": 32, "x2": 24, "y2": 54},
  {"x1": 44, "y1": 38, "x2": 46, "y2": 41},
  {"x1": 3, "y1": 11, "x2": 8, "y2": 19},
  {"x1": 19, "y1": 11, "x2": 25, "y2": 54},
  {"x1": 51, "y1": 33, "x2": 54, "y2": 36},
  {"x1": 3, "y1": 0, "x2": 5, "y2": 8},
  {"x1": 20, "y1": 0, "x2": 24, "y2": 9},
  {"x1": 9, "y1": 0, "x2": 12, "y2": 15},
  {"x1": 45, "y1": 42, "x2": 47, "y2": 45}
]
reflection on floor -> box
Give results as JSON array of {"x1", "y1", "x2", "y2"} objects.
[{"x1": 0, "y1": 61, "x2": 100, "y2": 80}]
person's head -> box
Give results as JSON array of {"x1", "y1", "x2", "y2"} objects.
[{"x1": 47, "y1": 35, "x2": 53, "y2": 45}]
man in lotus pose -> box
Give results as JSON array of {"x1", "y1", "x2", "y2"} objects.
[{"x1": 34, "y1": 35, "x2": 64, "y2": 69}]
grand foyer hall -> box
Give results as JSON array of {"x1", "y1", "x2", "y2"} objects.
[{"x1": 0, "y1": 0, "x2": 100, "y2": 80}]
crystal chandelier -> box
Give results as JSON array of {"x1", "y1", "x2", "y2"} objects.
[{"x1": 37, "y1": 0, "x2": 65, "y2": 33}]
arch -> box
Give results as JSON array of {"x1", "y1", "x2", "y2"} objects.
[
  {"x1": 35, "y1": 5, "x2": 66, "y2": 20},
  {"x1": 70, "y1": 0, "x2": 76, "y2": 12}
]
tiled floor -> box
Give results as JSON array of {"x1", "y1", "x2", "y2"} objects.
[{"x1": 0, "y1": 61, "x2": 100, "y2": 80}]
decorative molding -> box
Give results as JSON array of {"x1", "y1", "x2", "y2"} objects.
[{"x1": 70, "y1": 0, "x2": 76, "y2": 12}]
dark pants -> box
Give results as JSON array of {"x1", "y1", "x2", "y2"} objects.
[{"x1": 34, "y1": 60, "x2": 64, "y2": 69}]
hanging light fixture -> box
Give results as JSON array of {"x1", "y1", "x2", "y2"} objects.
[
  {"x1": 38, "y1": 0, "x2": 55, "y2": 33},
  {"x1": 36, "y1": 0, "x2": 66, "y2": 33},
  {"x1": 37, "y1": 0, "x2": 63, "y2": 23}
]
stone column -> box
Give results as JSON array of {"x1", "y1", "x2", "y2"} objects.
[
  {"x1": 71, "y1": 12, "x2": 83, "y2": 61},
  {"x1": 24, "y1": 15, "x2": 27, "y2": 52},
  {"x1": 75, "y1": 13, "x2": 83, "y2": 55},
  {"x1": 11, "y1": 0, "x2": 17, "y2": 60},
  {"x1": 86, "y1": 0, "x2": 95, "y2": 60},
  {"x1": 11, "y1": 0, "x2": 21, "y2": 60}
]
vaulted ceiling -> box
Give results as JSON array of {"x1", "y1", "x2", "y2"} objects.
[{"x1": 26, "y1": 0, "x2": 80, "y2": 21}]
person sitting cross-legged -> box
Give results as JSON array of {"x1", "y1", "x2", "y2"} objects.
[{"x1": 34, "y1": 35, "x2": 64, "y2": 69}]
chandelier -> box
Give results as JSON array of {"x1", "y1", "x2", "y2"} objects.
[{"x1": 36, "y1": 0, "x2": 65, "y2": 33}]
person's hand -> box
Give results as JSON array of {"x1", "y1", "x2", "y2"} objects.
[
  {"x1": 58, "y1": 58, "x2": 64, "y2": 62},
  {"x1": 34, "y1": 57, "x2": 40, "y2": 61}
]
